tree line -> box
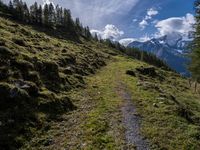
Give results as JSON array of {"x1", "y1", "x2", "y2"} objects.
[
  {"x1": 0, "y1": 0, "x2": 92, "y2": 39},
  {"x1": 103, "y1": 39, "x2": 171, "y2": 70},
  {"x1": 0, "y1": 0, "x2": 171, "y2": 73}
]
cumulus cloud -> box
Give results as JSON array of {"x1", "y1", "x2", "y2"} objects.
[
  {"x1": 139, "y1": 8, "x2": 159, "y2": 30},
  {"x1": 91, "y1": 24, "x2": 124, "y2": 41},
  {"x1": 155, "y1": 13, "x2": 195, "y2": 36}
]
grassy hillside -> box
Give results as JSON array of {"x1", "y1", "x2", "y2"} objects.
[
  {"x1": 0, "y1": 16, "x2": 200, "y2": 150},
  {"x1": 0, "y1": 16, "x2": 117, "y2": 149}
]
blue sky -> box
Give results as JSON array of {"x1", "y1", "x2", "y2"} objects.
[
  {"x1": 119, "y1": 0, "x2": 195, "y2": 38},
  {"x1": 3, "y1": 0, "x2": 195, "y2": 42}
]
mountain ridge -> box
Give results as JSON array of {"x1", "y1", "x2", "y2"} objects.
[{"x1": 127, "y1": 33, "x2": 192, "y2": 76}]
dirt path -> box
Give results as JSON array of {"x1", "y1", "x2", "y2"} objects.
[{"x1": 116, "y1": 82, "x2": 150, "y2": 150}]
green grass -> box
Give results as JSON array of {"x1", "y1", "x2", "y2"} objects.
[
  {"x1": 23, "y1": 56, "x2": 200, "y2": 149},
  {"x1": 1, "y1": 16, "x2": 200, "y2": 150}
]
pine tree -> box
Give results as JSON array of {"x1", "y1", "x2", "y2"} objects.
[
  {"x1": 43, "y1": 4, "x2": 49, "y2": 26},
  {"x1": 63, "y1": 8, "x2": 74, "y2": 31},
  {"x1": 37, "y1": 5, "x2": 42, "y2": 25},
  {"x1": 30, "y1": 2, "x2": 38, "y2": 24},
  {"x1": 23, "y1": 2, "x2": 29, "y2": 23},
  {"x1": 8, "y1": 1, "x2": 14, "y2": 14},
  {"x1": 48, "y1": 3, "x2": 55, "y2": 27},
  {"x1": 94, "y1": 33, "x2": 99, "y2": 41},
  {"x1": 190, "y1": 0, "x2": 200, "y2": 91}
]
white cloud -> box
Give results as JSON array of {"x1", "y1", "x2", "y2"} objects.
[
  {"x1": 91, "y1": 24, "x2": 124, "y2": 41},
  {"x1": 43, "y1": 0, "x2": 52, "y2": 5},
  {"x1": 42, "y1": 0, "x2": 55, "y2": 7},
  {"x1": 133, "y1": 19, "x2": 138, "y2": 22},
  {"x1": 61, "y1": 0, "x2": 139, "y2": 28},
  {"x1": 155, "y1": 13, "x2": 195, "y2": 36},
  {"x1": 119, "y1": 38, "x2": 137, "y2": 46},
  {"x1": 139, "y1": 35, "x2": 151, "y2": 42},
  {"x1": 119, "y1": 35, "x2": 151, "y2": 46},
  {"x1": 139, "y1": 8, "x2": 159, "y2": 30},
  {"x1": 139, "y1": 20, "x2": 148, "y2": 30},
  {"x1": 147, "y1": 8, "x2": 158, "y2": 17},
  {"x1": 2, "y1": 0, "x2": 139, "y2": 28}
]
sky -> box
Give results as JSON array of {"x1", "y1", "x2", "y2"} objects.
[{"x1": 3, "y1": 0, "x2": 196, "y2": 44}]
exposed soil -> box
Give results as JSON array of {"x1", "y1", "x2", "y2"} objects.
[{"x1": 116, "y1": 82, "x2": 150, "y2": 150}]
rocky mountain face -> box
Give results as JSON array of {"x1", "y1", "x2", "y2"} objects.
[{"x1": 128, "y1": 33, "x2": 193, "y2": 76}]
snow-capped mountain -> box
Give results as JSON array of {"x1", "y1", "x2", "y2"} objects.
[{"x1": 127, "y1": 33, "x2": 193, "y2": 76}]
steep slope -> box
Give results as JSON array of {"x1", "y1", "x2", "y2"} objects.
[
  {"x1": 0, "y1": 16, "x2": 200, "y2": 150},
  {"x1": 0, "y1": 16, "x2": 116, "y2": 149},
  {"x1": 128, "y1": 33, "x2": 192, "y2": 76}
]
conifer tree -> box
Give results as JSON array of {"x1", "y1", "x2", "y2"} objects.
[
  {"x1": 48, "y1": 3, "x2": 55, "y2": 27},
  {"x1": 37, "y1": 5, "x2": 42, "y2": 24},
  {"x1": 43, "y1": 3, "x2": 49, "y2": 26},
  {"x1": 8, "y1": 1, "x2": 14, "y2": 14},
  {"x1": 23, "y1": 2, "x2": 29, "y2": 23}
]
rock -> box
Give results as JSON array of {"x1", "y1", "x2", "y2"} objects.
[
  {"x1": 14, "y1": 80, "x2": 39, "y2": 97},
  {"x1": 61, "y1": 49, "x2": 67, "y2": 53},
  {"x1": 58, "y1": 55, "x2": 76, "y2": 67},
  {"x1": 0, "y1": 46, "x2": 15, "y2": 57},
  {"x1": 136, "y1": 66, "x2": 157, "y2": 77},
  {"x1": 12, "y1": 38, "x2": 27, "y2": 46},
  {"x1": 0, "y1": 82, "x2": 30, "y2": 109},
  {"x1": 153, "y1": 103, "x2": 159, "y2": 108},
  {"x1": 0, "y1": 67, "x2": 11, "y2": 80},
  {"x1": 126, "y1": 70, "x2": 136, "y2": 77},
  {"x1": 0, "y1": 40, "x2": 6, "y2": 46},
  {"x1": 25, "y1": 71, "x2": 41, "y2": 86},
  {"x1": 75, "y1": 75, "x2": 84, "y2": 84},
  {"x1": 43, "y1": 139, "x2": 54, "y2": 146},
  {"x1": 11, "y1": 59, "x2": 34, "y2": 71},
  {"x1": 63, "y1": 67, "x2": 73, "y2": 75}
]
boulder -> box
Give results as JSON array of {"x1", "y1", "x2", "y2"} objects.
[
  {"x1": 0, "y1": 83, "x2": 30, "y2": 109},
  {"x1": 14, "y1": 80, "x2": 39, "y2": 97},
  {"x1": 136, "y1": 66, "x2": 157, "y2": 77},
  {"x1": 11, "y1": 59, "x2": 34, "y2": 71},
  {"x1": 12, "y1": 38, "x2": 27, "y2": 47},
  {"x1": 58, "y1": 55, "x2": 76, "y2": 67},
  {"x1": 63, "y1": 67, "x2": 73, "y2": 75},
  {"x1": 0, "y1": 46, "x2": 15, "y2": 57},
  {"x1": 126, "y1": 70, "x2": 136, "y2": 77}
]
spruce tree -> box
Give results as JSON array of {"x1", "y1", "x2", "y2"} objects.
[
  {"x1": 23, "y1": 2, "x2": 29, "y2": 23},
  {"x1": 30, "y1": 2, "x2": 38, "y2": 24},
  {"x1": 37, "y1": 5, "x2": 42, "y2": 25},
  {"x1": 43, "y1": 4, "x2": 49, "y2": 26},
  {"x1": 48, "y1": 3, "x2": 55, "y2": 27}
]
